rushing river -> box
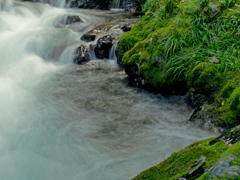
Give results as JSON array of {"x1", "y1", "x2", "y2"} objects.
[{"x1": 0, "y1": 0, "x2": 216, "y2": 180}]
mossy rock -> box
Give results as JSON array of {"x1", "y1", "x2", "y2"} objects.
[
  {"x1": 191, "y1": 62, "x2": 222, "y2": 97},
  {"x1": 116, "y1": 0, "x2": 240, "y2": 127},
  {"x1": 210, "y1": 125, "x2": 240, "y2": 145},
  {"x1": 132, "y1": 138, "x2": 229, "y2": 180},
  {"x1": 132, "y1": 134, "x2": 240, "y2": 180}
]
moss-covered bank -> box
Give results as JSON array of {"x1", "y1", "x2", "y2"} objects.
[
  {"x1": 132, "y1": 136, "x2": 240, "y2": 180},
  {"x1": 116, "y1": 0, "x2": 240, "y2": 128}
]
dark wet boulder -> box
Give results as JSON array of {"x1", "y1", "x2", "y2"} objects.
[
  {"x1": 125, "y1": 63, "x2": 144, "y2": 86},
  {"x1": 117, "y1": 0, "x2": 140, "y2": 11},
  {"x1": 73, "y1": 45, "x2": 91, "y2": 64},
  {"x1": 66, "y1": 0, "x2": 111, "y2": 10},
  {"x1": 115, "y1": 46, "x2": 123, "y2": 68},
  {"x1": 210, "y1": 125, "x2": 240, "y2": 145},
  {"x1": 94, "y1": 35, "x2": 113, "y2": 59},
  {"x1": 119, "y1": 23, "x2": 132, "y2": 32},
  {"x1": 62, "y1": 15, "x2": 83, "y2": 25},
  {"x1": 81, "y1": 34, "x2": 96, "y2": 42},
  {"x1": 186, "y1": 89, "x2": 208, "y2": 108}
]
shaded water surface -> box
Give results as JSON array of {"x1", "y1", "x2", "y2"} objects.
[{"x1": 0, "y1": 1, "x2": 216, "y2": 180}]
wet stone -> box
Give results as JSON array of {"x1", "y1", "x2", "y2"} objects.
[
  {"x1": 210, "y1": 125, "x2": 240, "y2": 145},
  {"x1": 189, "y1": 156, "x2": 206, "y2": 175},
  {"x1": 209, "y1": 56, "x2": 220, "y2": 64},
  {"x1": 119, "y1": 23, "x2": 132, "y2": 32},
  {"x1": 125, "y1": 63, "x2": 144, "y2": 86},
  {"x1": 208, "y1": 162, "x2": 230, "y2": 179},
  {"x1": 73, "y1": 45, "x2": 92, "y2": 65},
  {"x1": 209, "y1": 3, "x2": 220, "y2": 12},
  {"x1": 81, "y1": 34, "x2": 96, "y2": 42},
  {"x1": 63, "y1": 15, "x2": 83, "y2": 25},
  {"x1": 208, "y1": 3, "x2": 220, "y2": 17},
  {"x1": 94, "y1": 35, "x2": 113, "y2": 59},
  {"x1": 226, "y1": 172, "x2": 239, "y2": 179},
  {"x1": 207, "y1": 154, "x2": 239, "y2": 179},
  {"x1": 215, "y1": 154, "x2": 237, "y2": 164},
  {"x1": 219, "y1": 166, "x2": 240, "y2": 177}
]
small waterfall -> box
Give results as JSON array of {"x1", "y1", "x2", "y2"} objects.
[
  {"x1": 39, "y1": 0, "x2": 65, "y2": 8},
  {"x1": 109, "y1": 44, "x2": 117, "y2": 60},
  {"x1": 0, "y1": 0, "x2": 13, "y2": 11},
  {"x1": 108, "y1": 44, "x2": 118, "y2": 67},
  {"x1": 112, "y1": 0, "x2": 120, "y2": 8}
]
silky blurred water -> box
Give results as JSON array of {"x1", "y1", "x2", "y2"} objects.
[{"x1": 0, "y1": 1, "x2": 216, "y2": 180}]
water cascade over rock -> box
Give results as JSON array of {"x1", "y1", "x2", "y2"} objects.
[{"x1": 112, "y1": 0, "x2": 120, "y2": 8}]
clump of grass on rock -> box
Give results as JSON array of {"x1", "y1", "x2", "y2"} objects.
[{"x1": 117, "y1": 0, "x2": 240, "y2": 128}]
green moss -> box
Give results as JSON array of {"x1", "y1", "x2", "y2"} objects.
[
  {"x1": 132, "y1": 138, "x2": 230, "y2": 180},
  {"x1": 231, "y1": 156, "x2": 240, "y2": 166},
  {"x1": 132, "y1": 138, "x2": 240, "y2": 180},
  {"x1": 191, "y1": 102, "x2": 219, "y2": 124},
  {"x1": 191, "y1": 63, "x2": 222, "y2": 97},
  {"x1": 221, "y1": 78, "x2": 240, "y2": 99},
  {"x1": 117, "y1": 0, "x2": 240, "y2": 127},
  {"x1": 217, "y1": 80, "x2": 240, "y2": 127}
]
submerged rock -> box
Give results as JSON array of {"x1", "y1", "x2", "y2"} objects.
[
  {"x1": 73, "y1": 45, "x2": 91, "y2": 64},
  {"x1": 62, "y1": 15, "x2": 83, "y2": 25},
  {"x1": 94, "y1": 35, "x2": 113, "y2": 59},
  {"x1": 119, "y1": 23, "x2": 133, "y2": 32},
  {"x1": 81, "y1": 34, "x2": 96, "y2": 42}
]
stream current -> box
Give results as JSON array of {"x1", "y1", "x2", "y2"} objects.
[{"x1": 0, "y1": 0, "x2": 216, "y2": 179}]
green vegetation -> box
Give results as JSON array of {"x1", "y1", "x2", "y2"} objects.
[
  {"x1": 117, "y1": 0, "x2": 240, "y2": 128},
  {"x1": 132, "y1": 138, "x2": 240, "y2": 180},
  {"x1": 133, "y1": 0, "x2": 147, "y2": 11}
]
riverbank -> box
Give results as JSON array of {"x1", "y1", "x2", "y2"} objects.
[
  {"x1": 115, "y1": 0, "x2": 240, "y2": 179},
  {"x1": 117, "y1": 0, "x2": 240, "y2": 130}
]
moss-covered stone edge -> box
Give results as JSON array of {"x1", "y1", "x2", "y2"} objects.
[{"x1": 132, "y1": 137, "x2": 240, "y2": 180}]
